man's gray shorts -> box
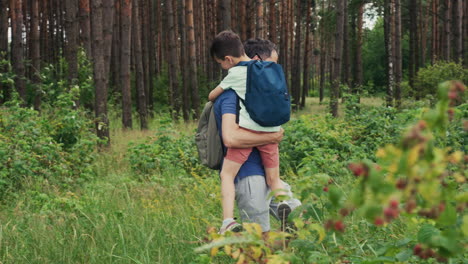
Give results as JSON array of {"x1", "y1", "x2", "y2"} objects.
[{"x1": 235, "y1": 175, "x2": 301, "y2": 232}]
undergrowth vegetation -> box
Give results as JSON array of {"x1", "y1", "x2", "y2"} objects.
[{"x1": 0, "y1": 80, "x2": 465, "y2": 263}]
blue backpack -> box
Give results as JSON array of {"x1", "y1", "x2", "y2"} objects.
[{"x1": 236, "y1": 60, "x2": 290, "y2": 127}]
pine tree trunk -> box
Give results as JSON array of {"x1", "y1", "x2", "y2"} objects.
[
  {"x1": 292, "y1": 0, "x2": 301, "y2": 110},
  {"x1": 384, "y1": 0, "x2": 394, "y2": 106},
  {"x1": 453, "y1": 0, "x2": 463, "y2": 63},
  {"x1": 111, "y1": 0, "x2": 120, "y2": 93},
  {"x1": 91, "y1": 0, "x2": 110, "y2": 144},
  {"x1": 319, "y1": 0, "x2": 326, "y2": 103},
  {"x1": 256, "y1": 0, "x2": 264, "y2": 38},
  {"x1": 132, "y1": 0, "x2": 148, "y2": 129},
  {"x1": 120, "y1": 0, "x2": 132, "y2": 129},
  {"x1": 301, "y1": 0, "x2": 313, "y2": 109},
  {"x1": 64, "y1": 0, "x2": 79, "y2": 85},
  {"x1": 342, "y1": 0, "x2": 350, "y2": 88},
  {"x1": 246, "y1": 0, "x2": 254, "y2": 38},
  {"x1": 0, "y1": 0, "x2": 9, "y2": 103},
  {"x1": 431, "y1": 0, "x2": 438, "y2": 64},
  {"x1": 239, "y1": 0, "x2": 247, "y2": 41},
  {"x1": 79, "y1": 0, "x2": 92, "y2": 57},
  {"x1": 10, "y1": 0, "x2": 27, "y2": 102},
  {"x1": 166, "y1": 0, "x2": 180, "y2": 118},
  {"x1": 180, "y1": 0, "x2": 190, "y2": 121},
  {"x1": 102, "y1": 0, "x2": 114, "y2": 85},
  {"x1": 443, "y1": 0, "x2": 451, "y2": 61},
  {"x1": 353, "y1": 2, "x2": 364, "y2": 96},
  {"x1": 408, "y1": 0, "x2": 418, "y2": 97},
  {"x1": 394, "y1": 0, "x2": 402, "y2": 107},
  {"x1": 331, "y1": 0, "x2": 344, "y2": 117},
  {"x1": 187, "y1": 0, "x2": 200, "y2": 118},
  {"x1": 268, "y1": 0, "x2": 276, "y2": 42},
  {"x1": 31, "y1": 0, "x2": 41, "y2": 109},
  {"x1": 223, "y1": 0, "x2": 231, "y2": 30},
  {"x1": 147, "y1": 0, "x2": 155, "y2": 113}
]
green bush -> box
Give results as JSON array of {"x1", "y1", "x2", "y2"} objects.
[
  {"x1": 0, "y1": 90, "x2": 98, "y2": 197},
  {"x1": 414, "y1": 61, "x2": 468, "y2": 99}
]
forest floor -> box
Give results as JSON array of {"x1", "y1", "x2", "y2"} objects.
[{"x1": 0, "y1": 97, "x2": 384, "y2": 263}]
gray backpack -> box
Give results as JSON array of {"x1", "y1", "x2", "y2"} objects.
[{"x1": 195, "y1": 102, "x2": 223, "y2": 170}]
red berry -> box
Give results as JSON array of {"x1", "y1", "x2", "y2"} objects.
[
  {"x1": 339, "y1": 208, "x2": 349, "y2": 217},
  {"x1": 384, "y1": 208, "x2": 394, "y2": 219},
  {"x1": 348, "y1": 163, "x2": 367, "y2": 177},
  {"x1": 396, "y1": 179, "x2": 407, "y2": 189},
  {"x1": 389, "y1": 200, "x2": 399, "y2": 209},
  {"x1": 323, "y1": 186, "x2": 329, "y2": 192},
  {"x1": 413, "y1": 244, "x2": 423, "y2": 256},
  {"x1": 438, "y1": 202, "x2": 446, "y2": 212},
  {"x1": 374, "y1": 217, "x2": 384, "y2": 226},
  {"x1": 418, "y1": 120, "x2": 427, "y2": 130},
  {"x1": 448, "y1": 91, "x2": 457, "y2": 99},
  {"x1": 334, "y1": 221, "x2": 345, "y2": 232}
]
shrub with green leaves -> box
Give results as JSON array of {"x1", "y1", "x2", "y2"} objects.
[
  {"x1": 415, "y1": 61, "x2": 468, "y2": 100},
  {"x1": 0, "y1": 90, "x2": 98, "y2": 197}
]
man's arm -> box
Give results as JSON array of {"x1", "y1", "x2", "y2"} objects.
[{"x1": 221, "y1": 113, "x2": 283, "y2": 148}]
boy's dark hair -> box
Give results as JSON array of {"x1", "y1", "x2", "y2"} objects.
[
  {"x1": 210, "y1": 30, "x2": 245, "y2": 60},
  {"x1": 243, "y1": 38, "x2": 278, "y2": 60}
]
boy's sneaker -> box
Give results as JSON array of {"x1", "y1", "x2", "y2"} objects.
[
  {"x1": 277, "y1": 201, "x2": 292, "y2": 232},
  {"x1": 219, "y1": 220, "x2": 242, "y2": 235}
]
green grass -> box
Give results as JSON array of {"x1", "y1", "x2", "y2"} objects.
[{"x1": 0, "y1": 97, "x2": 387, "y2": 263}]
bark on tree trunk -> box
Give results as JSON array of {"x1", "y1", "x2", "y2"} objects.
[
  {"x1": 91, "y1": 0, "x2": 110, "y2": 145},
  {"x1": 0, "y1": 0, "x2": 9, "y2": 103},
  {"x1": 256, "y1": 0, "x2": 264, "y2": 39},
  {"x1": 342, "y1": 0, "x2": 350, "y2": 89},
  {"x1": 353, "y1": 2, "x2": 364, "y2": 98},
  {"x1": 187, "y1": 0, "x2": 200, "y2": 119},
  {"x1": 120, "y1": 0, "x2": 132, "y2": 129},
  {"x1": 268, "y1": 0, "x2": 276, "y2": 43},
  {"x1": 431, "y1": 0, "x2": 438, "y2": 64},
  {"x1": 292, "y1": 0, "x2": 301, "y2": 110},
  {"x1": 111, "y1": 0, "x2": 120, "y2": 93},
  {"x1": 79, "y1": 0, "x2": 92, "y2": 57},
  {"x1": 31, "y1": 0, "x2": 41, "y2": 110},
  {"x1": 443, "y1": 0, "x2": 451, "y2": 61},
  {"x1": 166, "y1": 0, "x2": 180, "y2": 118},
  {"x1": 331, "y1": 0, "x2": 345, "y2": 117},
  {"x1": 384, "y1": 0, "x2": 394, "y2": 106},
  {"x1": 64, "y1": 0, "x2": 79, "y2": 85},
  {"x1": 180, "y1": 0, "x2": 190, "y2": 121},
  {"x1": 453, "y1": 0, "x2": 463, "y2": 63},
  {"x1": 10, "y1": 0, "x2": 27, "y2": 102},
  {"x1": 394, "y1": 0, "x2": 402, "y2": 107},
  {"x1": 240, "y1": 0, "x2": 247, "y2": 41},
  {"x1": 408, "y1": 0, "x2": 418, "y2": 97},
  {"x1": 132, "y1": 0, "x2": 148, "y2": 129},
  {"x1": 302, "y1": 0, "x2": 313, "y2": 109}
]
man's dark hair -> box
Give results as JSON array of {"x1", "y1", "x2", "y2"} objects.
[
  {"x1": 210, "y1": 30, "x2": 245, "y2": 60},
  {"x1": 243, "y1": 38, "x2": 278, "y2": 60}
]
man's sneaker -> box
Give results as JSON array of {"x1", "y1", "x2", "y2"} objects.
[
  {"x1": 277, "y1": 201, "x2": 292, "y2": 232},
  {"x1": 219, "y1": 220, "x2": 242, "y2": 235}
]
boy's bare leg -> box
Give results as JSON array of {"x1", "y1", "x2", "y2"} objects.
[
  {"x1": 220, "y1": 158, "x2": 243, "y2": 220},
  {"x1": 265, "y1": 167, "x2": 287, "y2": 197}
]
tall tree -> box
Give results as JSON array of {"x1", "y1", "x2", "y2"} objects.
[
  {"x1": 30, "y1": 0, "x2": 41, "y2": 109},
  {"x1": 10, "y1": 0, "x2": 27, "y2": 102},
  {"x1": 64, "y1": 0, "x2": 79, "y2": 84},
  {"x1": 331, "y1": 0, "x2": 345, "y2": 117},
  {"x1": 187, "y1": 0, "x2": 200, "y2": 118},
  {"x1": 0, "y1": 0, "x2": 9, "y2": 103},
  {"x1": 443, "y1": 0, "x2": 451, "y2": 61},
  {"x1": 453, "y1": 0, "x2": 463, "y2": 63},
  {"x1": 79, "y1": 0, "x2": 92, "y2": 57},
  {"x1": 256, "y1": 0, "x2": 264, "y2": 38},
  {"x1": 394, "y1": 0, "x2": 402, "y2": 107},
  {"x1": 408, "y1": 0, "x2": 418, "y2": 96},
  {"x1": 268, "y1": 0, "x2": 276, "y2": 42},
  {"x1": 302, "y1": 0, "x2": 314, "y2": 109},
  {"x1": 120, "y1": 0, "x2": 132, "y2": 129},
  {"x1": 102, "y1": 0, "x2": 114, "y2": 85},
  {"x1": 239, "y1": 0, "x2": 247, "y2": 41},
  {"x1": 319, "y1": 0, "x2": 326, "y2": 103},
  {"x1": 90, "y1": 0, "x2": 110, "y2": 144},
  {"x1": 431, "y1": 0, "x2": 438, "y2": 64},
  {"x1": 352, "y1": 1, "x2": 364, "y2": 96},
  {"x1": 165, "y1": 0, "x2": 181, "y2": 117},
  {"x1": 132, "y1": 0, "x2": 148, "y2": 129},
  {"x1": 180, "y1": 0, "x2": 190, "y2": 121},
  {"x1": 292, "y1": 0, "x2": 302, "y2": 110},
  {"x1": 342, "y1": 0, "x2": 350, "y2": 88},
  {"x1": 384, "y1": 0, "x2": 394, "y2": 106}
]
